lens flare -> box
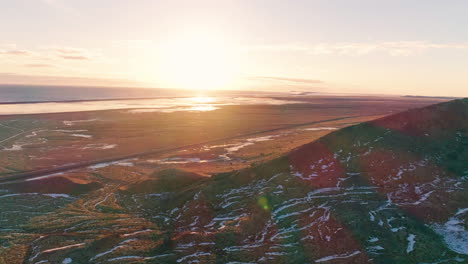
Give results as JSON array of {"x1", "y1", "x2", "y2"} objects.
[{"x1": 257, "y1": 196, "x2": 269, "y2": 211}]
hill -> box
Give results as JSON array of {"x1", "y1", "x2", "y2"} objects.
[
  {"x1": 3, "y1": 99, "x2": 466, "y2": 264},
  {"x1": 113, "y1": 98, "x2": 467, "y2": 263}
]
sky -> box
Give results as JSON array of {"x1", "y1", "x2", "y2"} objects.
[{"x1": 1, "y1": 0, "x2": 468, "y2": 96}]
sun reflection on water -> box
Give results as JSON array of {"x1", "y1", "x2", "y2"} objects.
[
  {"x1": 0, "y1": 96, "x2": 301, "y2": 115},
  {"x1": 185, "y1": 96, "x2": 219, "y2": 112},
  {"x1": 189, "y1": 105, "x2": 219, "y2": 112},
  {"x1": 188, "y1": 96, "x2": 217, "y2": 104}
]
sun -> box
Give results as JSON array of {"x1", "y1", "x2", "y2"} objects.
[{"x1": 157, "y1": 32, "x2": 239, "y2": 90}]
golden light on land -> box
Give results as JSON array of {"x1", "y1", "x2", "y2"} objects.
[{"x1": 158, "y1": 31, "x2": 239, "y2": 91}]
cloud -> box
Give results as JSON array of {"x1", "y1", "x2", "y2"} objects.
[
  {"x1": 59, "y1": 55, "x2": 89, "y2": 60},
  {"x1": 247, "y1": 41, "x2": 468, "y2": 56},
  {"x1": 248, "y1": 76, "x2": 323, "y2": 84},
  {"x1": 0, "y1": 44, "x2": 100, "y2": 61},
  {"x1": 0, "y1": 72, "x2": 145, "y2": 87},
  {"x1": 53, "y1": 47, "x2": 88, "y2": 54},
  {"x1": 24, "y1": 63, "x2": 54, "y2": 68},
  {"x1": 52, "y1": 47, "x2": 97, "y2": 60},
  {"x1": 0, "y1": 49, "x2": 31, "y2": 56}
]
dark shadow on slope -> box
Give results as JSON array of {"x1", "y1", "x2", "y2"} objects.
[{"x1": 2, "y1": 176, "x2": 102, "y2": 196}]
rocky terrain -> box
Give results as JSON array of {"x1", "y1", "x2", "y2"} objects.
[{"x1": 0, "y1": 98, "x2": 466, "y2": 263}]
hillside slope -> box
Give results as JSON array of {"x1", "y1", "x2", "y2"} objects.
[
  {"x1": 113, "y1": 98, "x2": 468, "y2": 263},
  {"x1": 8, "y1": 99, "x2": 467, "y2": 264}
]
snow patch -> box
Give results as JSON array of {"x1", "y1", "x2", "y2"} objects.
[
  {"x1": 3, "y1": 144, "x2": 23, "y2": 151},
  {"x1": 177, "y1": 252, "x2": 211, "y2": 263},
  {"x1": 25, "y1": 172, "x2": 65, "y2": 182},
  {"x1": 0, "y1": 193, "x2": 73, "y2": 199},
  {"x1": 82, "y1": 143, "x2": 116, "y2": 150},
  {"x1": 71, "y1": 133, "x2": 92, "y2": 138},
  {"x1": 44, "y1": 193, "x2": 74, "y2": 199},
  {"x1": 225, "y1": 135, "x2": 278, "y2": 153},
  {"x1": 303, "y1": 127, "x2": 337, "y2": 131},
  {"x1": 63, "y1": 119, "x2": 97, "y2": 126},
  {"x1": 152, "y1": 157, "x2": 213, "y2": 164},
  {"x1": 432, "y1": 208, "x2": 468, "y2": 255},
  {"x1": 406, "y1": 234, "x2": 416, "y2": 253},
  {"x1": 315, "y1": 250, "x2": 361, "y2": 262},
  {"x1": 89, "y1": 160, "x2": 133, "y2": 169}
]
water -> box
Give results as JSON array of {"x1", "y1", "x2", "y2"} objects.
[
  {"x1": 0, "y1": 85, "x2": 193, "y2": 103},
  {"x1": 0, "y1": 85, "x2": 286, "y2": 103},
  {"x1": 0, "y1": 85, "x2": 298, "y2": 115}
]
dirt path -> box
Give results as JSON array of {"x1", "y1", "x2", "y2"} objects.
[{"x1": 0, "y1": 122, "x2": 27, "y2": 145}]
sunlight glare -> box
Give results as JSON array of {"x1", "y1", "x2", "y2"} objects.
[
  {"x1": 158, "y1": 31, "x2": 239, "y2": 90},
  {"x1": 189, "y1": 96, "x2": 216, "y2": 104}
]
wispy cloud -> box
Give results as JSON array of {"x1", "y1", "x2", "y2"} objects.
[
  {"x1": 0, "y1": 49, "x2": 31, "y2": 56},
  {"x1": 247, "y1": 41, "x2": 468, "y2": 56},
  {"x1": 24, "y1": 63, "x2": 54, "y2": 68},
  {"x1": 248, "y1": 76, "x2": 323, "y2": 84},
  {"x1": 0, "y1": 44, "x2": 100, "y2": 61},
  {"x1": 0, "y1": 72, "x2": 144, "y2": 87},
  {"x1": 52, "y1": 47, "x2": 97, "y2": 60},
  {"x1": 59, "y1": 55, "x2": 89, "y2": 60},
  {"x1": 52, "y1": 47, "x2": 92, "y2": 55}
]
